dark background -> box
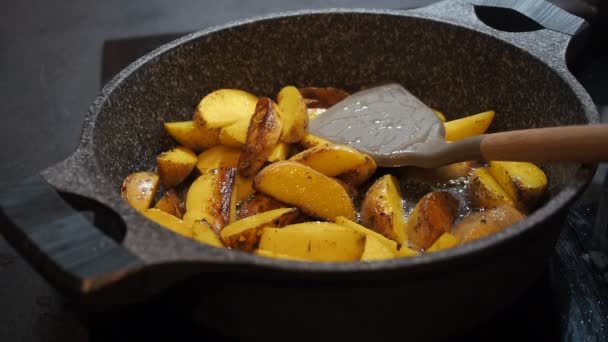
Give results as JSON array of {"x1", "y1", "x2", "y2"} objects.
[{"x1": 1, "y1": 1, "x2": 606, "y2": 341}]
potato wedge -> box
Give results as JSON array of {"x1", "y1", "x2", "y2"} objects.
[
  {"x1": 255, "y1": 249, "x2": 308, "y2": 261},
  {"x1": 396, "y1": 246, "x2": 419, "y2": 257},
  {"x1": 432, "y1": 109, "x2": 447, "y2": 122},
  {"x1": 334, "y1": 216, "x2": 398, "y2": 252},
  {"x1": 299, "y1": 134, "x2": 332, "y2": 149},
  {"x1": 238, "y1": 193, "x2": 286, "y2": 219},
  {"x1": 406, "y1": 192, "x2": 458, "y2": 249},
  {"x1": 426, "y1": 232, "x2": 460, "y2": 252},
  {"x1": 452, "y1": 205, "x2": 525, "y2": 243},
  {"x1": 121, "y1": 172, "x2": 159, "y2": 212},
  {"x1": 258, "y1": 222, "x2": 365, "y2": 261},
  {"x1": 156, "y1": 146, "x2": 197, "y2": 188},
  {"x1": 289, "y1": 144, "x2": 377, "y2": 186},
  {"x1": 361, "y1": 235, "x2": 396, "y2": 261},
  {"x1": 235, "y1": 175, "x2": 254, "y2": 202},
  {"x1": 183, "y1": 167, "x2": 237, "y2": 232},
  {"x1": 405, "y1": 161, "x2": 476, "y2": 185},
  {"x1": 360, "y1": 174, "x2": 407, "y2": 244},
  {"x1": 268, "y1": 142, "x2": 290, "y2": 162},
  {"x1": 444, "y1": 110, "x2": 494, "y2": 141},
  {"x1": 254, "y1": 161, "x2": 356, "y2": 221},
  {"x1": 154, "y1": 189, "x2": 184, "y2": 219},
  {"x1": 238, "y1": 97, "x2": 284, "y2": 177},
  {"x1": 488, "y1": 161, "x2": 547, "y2": 212},
  {"x1": 196, "y1": 145, "x2": 242, "y2": 174},
  {"x1": 277, "y1": 85, "x2": 309, "y2": 143},
  {"x1": 192, "y1": 220, "x2": 224, "y2": 247},
  {"x1": 221, "y1": 208, "x2": 297, "y2": 251},
  {"x1": 219, "y1": 119, "x2": 249, "y2": 147},
  {"x1": 469, "y1": 167, "x2": 514, "y2": 209},
  {"x1": 143, "y1": 208, "x2": 192, "y2": 238},
  {"x1": 337, "y1": 154, "x2": 377, "y2": 186},
  {"x1": 163, "y1": 120, "x2": 220, "y2": 152},
  {"x1": 194, "y1": 89, "x2": 258, "y2": 128},
  {"x1": 299, "y1": 87, "x2": 349, "y2": 108}
]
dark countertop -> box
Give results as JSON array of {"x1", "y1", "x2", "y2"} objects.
[{"x1": 1, "y1": 1, "x2": 607, "y2": 341}]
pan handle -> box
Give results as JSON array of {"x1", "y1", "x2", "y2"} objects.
[
  {"x1": 411, "y1": 0, "x2": 590, "y2": 58},
  {"x1": 466, "y1": 0, "x2": 589, "y2": 36},
  {"x1": 0, "y1": 174, "x2": 144, "y2": 295}
]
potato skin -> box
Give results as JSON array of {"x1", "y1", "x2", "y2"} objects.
[
  {"x1": 154, "y1": 189, "x2": 184, "y2": 219},
  {"x1": 468, "y1": 167, "x2": 514, "y2": 210},
  {"x1": 360, "y1": 174, "x2": 407, "y2": 244},
  {"x1": 156, "y1": 146, "x2": 198, "y2": 188},
  {"x1": 163, "y1": 120, "x2": 220, "y2": 152},
  {"x1": 238, "y1": 97, "x2": 283, "y2": 177},
  {"x1": 183, "y1": 167, "x2": 237, "y2": 233},
  {"x1": 121, "y1": 172, "x2": 160, "y2": 212},
  {"x1": 299, "y1": 87, "x2": 349, "y2": 108},
  {"x1": 406, "y1": 192, "x2": 458, "y2": 249},
  {"x1": 221, "y1": 208, "x2": 298, "y2": 251},
  {"x1": 277, "y1": 85, "x2": 309, "y2": 143},
  {"x1": 452, "y1": 205, "x2": 525, "y2": 243}
]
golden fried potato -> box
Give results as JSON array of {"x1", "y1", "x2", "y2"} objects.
[
  {"x1": 183, "y1": 167, "x2": 237, "y2": 232},
  {"x1": 267, "y1": 142, "x2": 290, "y2": 162},
  {"x1": 194, "y1": 89, "x2": 258, "y2": 128},
  {"x1": 299, "y1": 134, "x2": 332, "y2": 149},
  {"x1": 143, "y1": 208, "x2": 192, "y2": 238},
  {"x1": 258, "y1": 222, "x2": 365, "y2": 261},
  {"x1": 221, "y1": 208, "x2": 298, "y2": 251},
  {"x1": 255, "y1": 249, "x2": 307, "y2": 261},
  {"x1": 289, "y1": 144, "x2": 377, "y2": 186},
  {"x1": 192, "y1": 220, "x2": 224, "y2": 247},
  {"x1": 361, "y1": 235, "x2": 396, "y2": 261},
  {"x1": 277, "y1": 85, "x2": 309, "y2": 143},
  {"x1": 452, "y1": 205, "x2": 525, "y2": 243},
  {"x1": 238, "y1": 97, "x2": 284, "y2": 177},
  {"x1": 254, "y1": 161, "x2": 356, "y2": 221},
  {"x1": 361, "y1": 174, "x2": 407, "y2": 244},
  {"x1": 405, "y1": 161, "x2": 476, "y2": 185},
  {"x1": 396, "y1": 246, "x2": 419, "y2": 257},
  {"x1": 469, "y1": 167, "x2": 514, "y2": 209},
  {"x1": 121, "y1": 172, "x2": 159, "y2": 212},
  {"x1": 196, "y1": 145, "x2": 242, "y2": 174},
  {"x1": 156, "y1": 146, "x2": 197, "y2": 188},
  {"x1": 406, "y1": 192, "x2": 458, "y2": 249},
  {"x1": 235, "y1": 175, "x2": 254, "y2": 202},
  {"x1": 337, "y1": 154, "x2": 377, "y2": 186},
  {"x1": 488, "y1": 161, "x2": 547, "y2": 212},
  {"x1": 334, "y1": 216, "x2": 398, "y2": 252},
  {"x1": 219, "y1": 119, "x2": 249, "y2": 147},
  {"x1": 163, "y1": 120, "x2": 220, "y2": 152},
  {"x1": 299, "y1": 87, "x2": 349, "y2": 108},
  {"x1": 432, "y1": 109, "x2": 447, "y2": 122},
  {"x1": 154, "y1": 189, "x2": 184, "y2": 219},
  {"x1": 444, "y1": 110, "x2": 494, "y2": 141},
  {"x1": 238, "y1": 193, "x2": 286, "y2": 219},
  {"x1": 426, "y1": 232, "x2": 460, "y2": 252}
]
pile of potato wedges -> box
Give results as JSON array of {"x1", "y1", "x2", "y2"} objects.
[{"x1": 122, "y1": 85, "x2": 548, "y2": 262}]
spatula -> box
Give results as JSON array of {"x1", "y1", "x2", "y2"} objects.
[{"x1": 308, "y1": 83, "x2": 608, "y2": 168}]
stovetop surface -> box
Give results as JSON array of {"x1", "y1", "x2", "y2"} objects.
[{"x1": 1, "y1": 1, "x2": 607, "y2": 341}]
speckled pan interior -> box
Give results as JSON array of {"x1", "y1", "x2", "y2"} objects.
[{"x1": 43, "y1": 6, "x2": 598, "y2": 267}]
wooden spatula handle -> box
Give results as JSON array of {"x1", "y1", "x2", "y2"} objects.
[{"x1": 480, "y1": 124, "x2": 608, "y2": 162}]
